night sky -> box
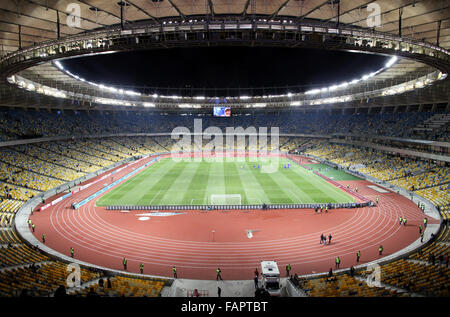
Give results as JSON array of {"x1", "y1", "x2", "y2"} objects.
[{"x1": 61, "y1": 47, "x2": 389, "y2": 95}]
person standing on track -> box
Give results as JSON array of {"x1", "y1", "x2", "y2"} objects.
[
  {"x1": 320, "y1": 234, "x2": 325, "y2": 245},
  {"x1": 379, "y1": 245, "x2": 383, "y2": 256},
  {"x1": 335, "y1": 257, "x2": 341, "y2": 269},
  {"x1": 328, "y1": 234, "x2": 332, "y2": 245},
  {"x1": 32, "y1": 223, "x2": 35, "y2": 232},
  {"x1": 419, "y1": 225, "x2": 423, "y2": 235},
  {"x1": 41, "y1": 233, "x2": 45, "y2": 243},
  {"x1": 356, "y1": 251, "x2": 361, "y2": 263},
  {"x1": 399, "y1": 217, "x2": 403, "y2": 225},
  {"x1": 173, "y1": 266, "x2": 178, "y2": 278},
  {"x1": 70, "y1": 247, "x2": 74, "y2": 258},
  {"x1": 424, "y1": 218, "x2": 428, "y2": 228},
  {"x1": 216, "y1": 268, "x2": 223, "y2": 281},
  {"x1": 140, "y1": 263, "x2": 144, "y2": 274},
  {"x1": 123, "y1": 257, "x2": 127, "y2": 270},
  {"x1": 286, "y1": 264, "x2": 291, "y2": 277},
  {"x1": 403, "y1": 217, "x2": 407, "y2": 226}
]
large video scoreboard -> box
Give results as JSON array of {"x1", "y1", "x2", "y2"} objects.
[{"x1": 213, "y1": 106, "x2": 231, "y2": 117}]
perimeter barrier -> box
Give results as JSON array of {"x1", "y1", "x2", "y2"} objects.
[{"x1": 106, "y1": 201, "x2": 372, "y2": 211}]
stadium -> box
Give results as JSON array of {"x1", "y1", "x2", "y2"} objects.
[{"x1": 0, "y1": 0, "x2": 448, "y2": 301}]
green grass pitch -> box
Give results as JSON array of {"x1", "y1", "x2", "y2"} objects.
[{"x1": 96, "y1": 157, "x2": 355, "y2": 206}]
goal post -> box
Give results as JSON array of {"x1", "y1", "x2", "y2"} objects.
[{"x1": 210, "y1": 194, "x2": 242, "y2": 205}]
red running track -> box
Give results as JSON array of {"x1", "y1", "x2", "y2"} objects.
[{"x1": 29, "y1": 155, "x2": 438, "y2": 280}]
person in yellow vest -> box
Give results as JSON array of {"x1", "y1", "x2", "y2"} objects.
[
  {"x1": 286, "y1": 264, "x2": 291, "y2": 277},
  {"x1": 335, "y1": 257, "x2": 341, "y2": 269},
  {"x1": 356, "y1": 250, "x2": 361, "y2": 263},
  {"x1": 70, "y1": 247, "x2": 74, "y2": 258},
  {"x1": 216, "y1": 268, "x2": 223, "y2": 281},
  {"x1": 399, "y1": 217, "x2": 403, "y2": 225},
  {"x1": 123, "y1": 257, "x2": 127, "y2": 270},
  {"x1": 172, "y1": 266, "x2": 177, "y2": 278},
  {"x1": 403, "y1": 218, "x2": 407, "y2": 226},
  {"x1": 32, "y1": 223, "x2": 35, "y2": 232},
  {"x1": 140, "y1": 263, "x2": 144, "y2": 274},
  {"x1": 424, "y1": 218, "x2": 428, "y2": 228},
  {"x1": 379, "y1": 245, "x2": 383, "y2": 256},
  {"x1": 41, "y1": 233, "x2": 45, "y2": 243}
]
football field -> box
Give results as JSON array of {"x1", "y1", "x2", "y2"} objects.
[{"x1": 96, "y1": 157, "x2": 355, "y2": 206}]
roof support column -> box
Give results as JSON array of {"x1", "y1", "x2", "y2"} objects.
[
  {"x1": 118, "y1": 1, "x2": 130, "y2": 30},
  {"x1": 336, "y1": 0, "x2": 340, "y2": 28},
  {"x1": 18, "y1": 25, "x2": 22, "y2": 50},
  {"x1": 56, "y1": 10, "x2": 61, "y2": 39},
  {"x1": 436, "y1": 20, "x2": 441, "y2": 46}
]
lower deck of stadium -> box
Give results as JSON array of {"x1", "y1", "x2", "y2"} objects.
[{"x1": 26, "y1": 154, "x2": 439, "y2": 280}]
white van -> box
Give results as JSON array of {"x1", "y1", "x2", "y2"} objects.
[{"x1": 260, "y1": 261, "x2": 281, "y2": 296}]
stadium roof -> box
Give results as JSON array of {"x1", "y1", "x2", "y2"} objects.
[
  {"x1": 0, "y1": 0, "x2": 448, "y2": 54},
  {"x1": 0, "y1": 0, "x2": 448, "y2": 111}
]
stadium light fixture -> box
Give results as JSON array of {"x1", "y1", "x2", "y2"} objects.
[
  {"x1": 328, "y1": 85, "x2": 338, "y2": 91},
  {"x1": 415, "y1": 81, "x2": 424, "y2": 88},
  {"x1": 305, "y1": 89, "x2": 320, "y2": 95},
  {"x1": 240, "y1": 96, "x2": 251, "y2": 100},
  {"x1": 287, "y1": 92, "x2": 293, "y2": 98},
  {"x1": 385, "y1": 56, "x2": 398, "y2": 68},
  {"x1": 178, "y1": 104, "x2": 201, "y2": 108},
  {"x1": 194, "y1": 96, "x2": 205, "y2": 100},
  {"x1": 54, "y1": 61, "x2": 64, "y2": 70},
  {"x1": 124, "y1": 90, "x2": 141, "y2": 96}
]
